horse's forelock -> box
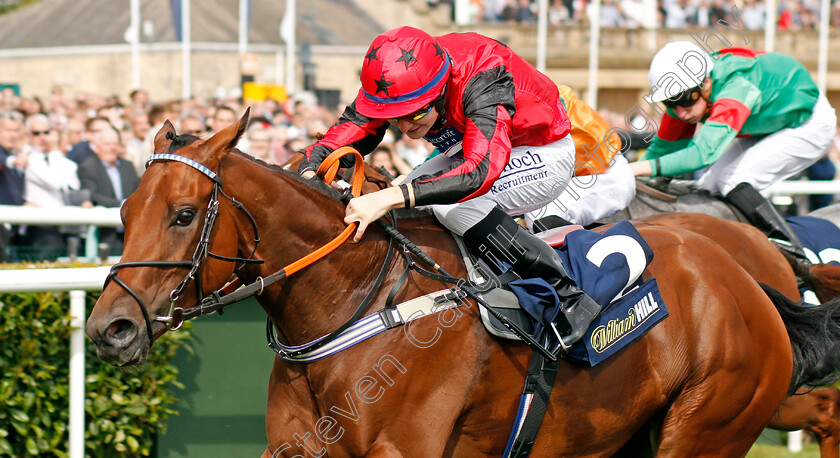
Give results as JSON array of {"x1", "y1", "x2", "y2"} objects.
[{"x1": 168, "y1": 134, "x2": 201, "y2": 154}]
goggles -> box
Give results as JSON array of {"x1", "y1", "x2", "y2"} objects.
[
  {"x1": 662, "y1": 86, "x2": 702, "y2": 109},
  {"x1": 388, "y1": 104, "x2": 433, "y2": 124}
]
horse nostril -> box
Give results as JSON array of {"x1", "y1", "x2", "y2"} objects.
[{"x1": 105, "y1": 319, "x2": 136, "y2": 343}]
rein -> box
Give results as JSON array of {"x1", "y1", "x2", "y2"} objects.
[
  {"x1": 108, "y1": 145, "x2": 551, "y2": 362},
  {"x1": 104, "y1": 153, "x2": 263, "y2": 347},
  {"x1": 635, "y1": 179, "x2": 678, "y2": 202},
  {"x1": 104, "y1": 147, "x2": 367, "y2": 348},
  {"x1": 218, "y1": 146, "x2": 554, "y2": 361}
]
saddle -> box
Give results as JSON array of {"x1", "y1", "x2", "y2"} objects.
[
  {"x1": 454, "y1": 225, "x2": 581, "y2": 341},
  {"x1": 454, "y1": 222, "x2": 667, "y2": 366}
]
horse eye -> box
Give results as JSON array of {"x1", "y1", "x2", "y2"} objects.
[{"x1": 174, "y1": 209, "x2": 196, "y2": 226}]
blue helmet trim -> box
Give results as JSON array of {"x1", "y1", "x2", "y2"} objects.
[{"x1": 362, "y1": 53, "x2": 450, "y2": 105}]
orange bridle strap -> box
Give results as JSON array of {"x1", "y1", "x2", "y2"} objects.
[
  {"x1": 152, "y1": 147, "x2": 369, "y2": 328},
  {"x1": 220, "y1": 147, "x2": 366, "y2": 296},
  {"x1": 279, "y1": 146, "x2": 366, "y2": 277}
]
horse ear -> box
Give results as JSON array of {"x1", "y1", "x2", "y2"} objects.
[
  {"x1": 153, "y1": 120, "x2": 177, "y2": 153},
  {"x1": 203, "y1": 107, "x2": 251, "y2": 156}
]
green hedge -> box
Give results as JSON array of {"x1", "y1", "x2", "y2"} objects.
[{"x1": 0, "y1": 291, "x2": 193, "y2": 456}]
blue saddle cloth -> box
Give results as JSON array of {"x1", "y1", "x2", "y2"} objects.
[
  {"x1": 507, "y1": 221, "x2": 669, "y2": 366},
  {"x1": 788, "y1": 215, "x2": 840, "y2": 265}
]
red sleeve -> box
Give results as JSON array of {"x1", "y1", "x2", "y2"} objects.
[
  {"x1": 300, "y1": 100, "x2": 388, "y2": 172},
  {"x1": 706, "y1": 98, "x2": 752, "y2": 132},
  {"x1": 657, "y1": 112, "x2": 696, "y2": 142},
  {"x1": 422, "y1": 105, "x2": 512, "y2": 202},
  {"x1": 409, "y1": 66, "x2": 516, "y2": 206}
]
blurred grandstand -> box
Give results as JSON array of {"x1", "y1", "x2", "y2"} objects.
[
  {"x1": 1, "y1": 0, "x2": 839, "y2": 262},
  {"x1": 0, "y1": 0, "x2": 836, "y2": 112}
]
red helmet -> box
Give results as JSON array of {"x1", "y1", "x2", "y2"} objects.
[{"x1": 356, "y1": 26, "x2": 450, "y2": 119}]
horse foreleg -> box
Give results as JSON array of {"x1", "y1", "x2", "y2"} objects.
[
  {"x1": 768, "y1": 387, "x2": 840, "y2": 458},
  {"x1": 813, "y1": 387, "x2": 840, "y2": 458}
]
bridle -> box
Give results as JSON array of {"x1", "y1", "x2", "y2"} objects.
[
  {"x1": 102, "y1": 146, "x2": 554, "y2": 362},
  {"x1": 104, "y1": 153, "x2": 263, "y2": 347},
  {"x1": 103, "y1": 147, "x2": 367, "y2": 350}
]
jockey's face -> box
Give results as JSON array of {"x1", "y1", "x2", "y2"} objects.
[
  {"x1": 672, "y1": 78, "x2": 711, "y2": 125},
  {"x1": 673, "y1": 95, "x2": 707, "y2": 124},
  {"x1": 390, "y1": 106, "x2": 438, "y2": 140}
]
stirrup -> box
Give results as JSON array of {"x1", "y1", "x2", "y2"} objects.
[
  {"x1": 769, "y1": 237, "x2": 810, "y2": 264},
  {"x1": 549, "y1": 322, "x2": 575, "y2": 357}
]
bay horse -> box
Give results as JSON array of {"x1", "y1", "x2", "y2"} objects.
[
  {"x1": 317, "y1": 155, "x2": 840, "y2": 455},
  {"x1": 637, "y1": 212, "x2": 840, "y2": 457},
  {"x1": 87, "y1": 111, "x2": 840, "y2": 456}
]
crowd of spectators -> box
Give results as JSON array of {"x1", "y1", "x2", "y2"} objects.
[
  {"x1": 0, "y1": 86, "x2": 435, "y2": 263},
  {"x1": 2, "y1": 82, "x2": 835, "y2": 263},
  {"x1": 430, "y1": 0, "x2": 840, "y2": 31}
]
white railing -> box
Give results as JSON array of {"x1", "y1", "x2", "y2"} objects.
[
  {"x1": 0, "y1": 266, "x2": 111, "y2": 458},
  {"x1": 766, "y1": 180, "x2": 840, "y2": 196},
  {"x1": 0, "y1": 207, "x2": 122, "y2": 456},
  {"x1": 0, "y1": 205, "x2": 122, "y2": 259},
  {"x1": 0, "y1": 205, "x2": 122, "y2": 226}
]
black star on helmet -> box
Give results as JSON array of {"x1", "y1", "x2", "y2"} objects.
[
  {"x1": 365, "y1": 46, "x2": 380, "y2": 63},
  {"x1": 374, "y1": 74, "x2": 395, "y2": 95},
  {"x1": 434, "y1": 43, "x2": 445, "y2": 59},
  {"x1": 396, "y1": 48, "x2": 418, "y2": 70}
]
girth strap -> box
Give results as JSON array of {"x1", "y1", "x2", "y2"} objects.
[
  {"x1": 504, "y1": 349, "x2": 560, "y2": 458},
  {"x1": 267, "y1": 287, "x2": 463, "y2": 363}
]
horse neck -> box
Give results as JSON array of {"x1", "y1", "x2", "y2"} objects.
[
  {"x1": 218, "y1": 154, "x2": 402, "y2": 343},
  {"x1": 622, "y1": 189, "x2": 747, "y2": 223}
]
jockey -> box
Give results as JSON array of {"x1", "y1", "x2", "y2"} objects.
[
  {"x1": 300, "y1": 26, "x2": 600, "y2": 351},
  {"x1": 631, "y1": 41, "x2": 837, "y2": 259},
  {"x1": 524, "y1": 85, "x2": 637, "y2": 230}
]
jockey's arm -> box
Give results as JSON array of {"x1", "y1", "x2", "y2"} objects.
[
  {"x1": 343, "y1": 186, "x2": 405, "y2": 242},
  {"x1": 640, "y1": 122, "x2": 740, "y2": 177},
  {"x1": 344, "y1": 102, "x2": 516, "y2": 241},
  {"x1": 641, "y1": 77, "x2": 759, "y2": 178},
  {"x1": 405, "y1": 68, "x2": 516, "y2": 207},
  {"x1": 299, "y1": 100, "x2": 389, "y2": 175},
  {"x1": 630, "y1": 160, "x2": 652, "y2": 177}
]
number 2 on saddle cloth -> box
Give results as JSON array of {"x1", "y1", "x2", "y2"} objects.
[{"x1": 503, "y1": 221, "x2": 668, "y2": 366}]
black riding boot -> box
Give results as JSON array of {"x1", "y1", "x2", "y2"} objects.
[
  {"x1": 464, "y1": 206, "x2": 602, "y2": 352},
  {"x1": 531, "y1": 215, "x2": 573, "y2": 234},
  {"x1": 725, "y1": 182, "x2": 808, "y2": 260}
]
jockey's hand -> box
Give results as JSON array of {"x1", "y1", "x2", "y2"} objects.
[
  {"x1": 344, "y1": 187, "x2": 405, "y2": 242},
  {"x1": 301, "y1": 169, "x2": 344, "y2": 189},
  {"x1": 630, "y1": 160, "x2": 653, "y2": 177}
]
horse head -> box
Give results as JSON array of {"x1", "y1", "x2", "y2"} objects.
[{"x1": 86, "y1": 109, "x2": 254, "y2": 366}]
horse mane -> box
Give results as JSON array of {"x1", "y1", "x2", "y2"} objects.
[{"x1": 230, "y1": 149, "x2": 433, "y2": 220}]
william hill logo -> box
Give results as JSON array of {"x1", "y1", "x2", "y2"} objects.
[{"x1": 590, "y1": 291, "x2": 661, "y2": 353}]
